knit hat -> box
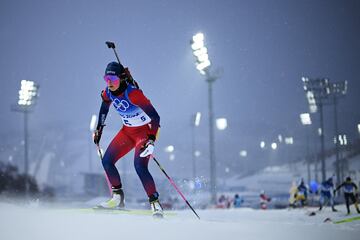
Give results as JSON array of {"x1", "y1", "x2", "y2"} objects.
[{"x1": 105, "y1": 62, "x2": 124, "y2": 76}]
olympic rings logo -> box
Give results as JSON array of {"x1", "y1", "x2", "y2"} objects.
[{"x1": 113, "y1": 99, "x2": 130, "y2": 112}]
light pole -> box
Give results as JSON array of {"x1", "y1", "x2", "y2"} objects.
[
  {"x1": 207, "y1": 75, "x2": 216, "y2": 204},
  {"x1": 300, "y1": 113, "x2": 312, "y2": 184},
  {"x1": 302, "y1": 77, "x2": 329, "y2": 182},
  {"x1": 192, "y1": 112, "x2": 201, "y2": 180},
  {"x1": 337, "y1": 134, "x2": 348, "y2": 179},
  {"x1": 216, "y1": 118, "x2": 227, "y2": 131},
  {"x1": 329, "y1": 81, "x2": 347, "y2": 185},
  {"x1": 216, "y1": 117, "x2": 227, "y2": 184},
  {"x1": 13, "y1": 80, "x2": 39, "y2": 195},
  {"x1": 191, "y1": 32, "x2": 218, "y2": 204}
]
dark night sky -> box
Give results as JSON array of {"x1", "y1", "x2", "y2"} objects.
[{"x1": 1, "y1": 0, "x2": 359, "y2": 178}]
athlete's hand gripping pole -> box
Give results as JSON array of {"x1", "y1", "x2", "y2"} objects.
[{"x1": 140, "y1": 139, "x2": 155, "y2": 157}]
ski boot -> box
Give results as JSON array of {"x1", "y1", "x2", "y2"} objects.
[
  {"x1": 332, "y1": 207, "x2": 338, "y2": 212},
  {"x1": 355, "y1": 203, "x2": 360, "y2": 214},
  {"x1": 149, "y1": 193, "x2": 163, "y2": 218},
  {"x1": 99, "y1": 188, "x2": 125, "y2": 209}
]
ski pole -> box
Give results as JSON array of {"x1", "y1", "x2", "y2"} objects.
[
  {"x1": 96, "y1": 143, "x2": 112, "y2": 196},
  {"x1": 105, "y1": 41, "x2": 122, "y2": 65},
  {"x1": 151, "y1": 155, "x2": 200, "y2": 220}
]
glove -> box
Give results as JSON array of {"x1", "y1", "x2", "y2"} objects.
[
  {"x1": 93, "y1": 125, "x2": 104, "y2": 145},
  {"x1": 140, "y1": 138, "x2": 155, "y2": 157}
]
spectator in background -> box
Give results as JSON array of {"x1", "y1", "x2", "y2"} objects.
[
  {"x1": 260, "y1": 190, "x2": 271, "y2": 209},
  {"x1": 289, "y1": 181, "x2": 298, "y2": 208},
  {"x1": 296, "y1": 178, "x2": 309, "y2": 207},
  {"x1": 310, "y1": 180, "x2": 319, "y2": 195},
  {"x1": 233, "y1": 194, "x2": 244, "y2": 208}
]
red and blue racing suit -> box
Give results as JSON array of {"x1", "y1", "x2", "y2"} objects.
[{"x1": 97, "y1": 81, "x2": 160, "y2": 199}]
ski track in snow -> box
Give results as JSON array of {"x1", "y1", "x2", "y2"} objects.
[{"x1": 0, "y1": 203, "x2": 359, "y2": 240}]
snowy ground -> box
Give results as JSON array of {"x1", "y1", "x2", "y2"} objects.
[{"x1": 0, "y1": 202, "x2": 359, "y2": 240}]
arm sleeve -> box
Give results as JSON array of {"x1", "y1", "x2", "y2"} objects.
[
  {"x1": 335, "y1": 182, "x2": 344, "y2": 192},
  {"x1": 96, "y1": 90, "x2": 111, "y2": 130},
  {"x1": 101, "y1": 89, "x2": 111, "y2": 103},
  {"x1": 128, "y1": 89, "x2": 160, "y2": 139}
]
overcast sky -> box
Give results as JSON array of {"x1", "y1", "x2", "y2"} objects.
[{"x1": 1, "y1": 0, "x2": 359, "y2": 178}]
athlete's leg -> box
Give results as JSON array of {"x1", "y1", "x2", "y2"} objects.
[
  {"x1": 133, "y1": 144, "x2": 158, "y2": 198},
  {"x1": 344, "y1": 193, "x2": 351, "y2": 214},
  {"x1": 329, "y1": 194, "x2": 337, "y2": 211},
  {"x1": 126, "y1": 125, "x2": 159, "y2": 199},
  {"x1": 319, "y1": 193, "x2": 325, "y2": 210},
  {"x1": 102, "y1": 129, "x2": 135, "y2": 188},
  {"x1": 349, "y1": 193, "x2": 360, "y2": 213}
]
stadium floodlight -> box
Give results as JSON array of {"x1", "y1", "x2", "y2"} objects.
[
  {"x1": 271, "y1": 142, "x2": 277, "y2": 150},
  {"x1": 239, "y1": 150, "x2": 247, "y2": 157},
  {"x1": 216, "y1": 118, "x2": 227, "y2": 130},
  {"x1": 165, "y1": 145, "x2": 175, "y2": 153},
  {"x1": 306, "y1": 91, "x2": 317, "y2": 113},
  {"x1": 191, "y1": 33, "x2": 205, "y2": 51},
  {"x1": 193, "y1": 47, "x2": 208, "y2": 58},
  {"x1": 192, "y1": 32, "x2": 204, "y2": 42},
  {"x1": 338, "y1": 134, "x2": 348, "y2": 146},
  {"x1": 330, "y1": 81, "x2": 348, "y2": 96},
  {"x1": 318, "y1": 128, "x2": 322, "y2": 136},
  {"x1": 358, "y1": 123, "x2": 360, "y2": 134},
  {"x1": 302, "y1": 77, "x2": 330, "y2": 107},
  {"x1": 197, "y1": 53, "x2": 209, "y2": 63},
  {"x1": 260, "y1": 141, "x2": 266, "y2": 149},
  {"x1": 338, "y1": 135, "x2": 343, "y2": 146},
  {"x1": 89, "y1": 114, "x2": 97, "y2": 131},
  {"x1": 285, "y1": 137, "x2": 294, "y2": 145},
  {"x1": 194, "y1": 150, "x2": 201, "y2": 157},
  {"x1": 194, "y1": 112, "x2": 201, "y2": 127},
  {"x1": 18, "y1": 80, "x2": 39, "y2": 106},
  {"x1": 300, "y1": 113, "x2": 312, "y2": 125},
  {"x1": 196, "y1": 60, "x2": 211, "y2": 73},
  {"x1": 191, "y1": 32, "x2": 211, "y2": 75},
  {"x1": 191, "y1": 40, "x2": 204, "y2": 51}
]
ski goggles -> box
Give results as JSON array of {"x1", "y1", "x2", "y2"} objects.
[{"x1": 104, "y1": 75, "x2": 120, "y2": 83}]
